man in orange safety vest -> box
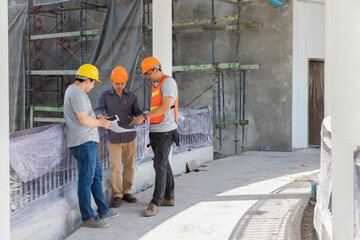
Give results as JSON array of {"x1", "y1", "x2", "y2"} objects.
[{"x1": 131, "y1": 56, "x2": 179, "y2": 217}]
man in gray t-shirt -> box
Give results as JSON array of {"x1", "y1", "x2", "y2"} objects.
[
  {"x1": 132, "y1": 57, "x2": 179, "y2": 217},
  {"x1": 64, "y1": 85, "x2": 99, "y2": 147},
  {"x1": 63, "y1": 64, "x2": 118, "y2": 228}
]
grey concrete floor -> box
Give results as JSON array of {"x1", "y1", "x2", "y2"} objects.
[{"x1": 66, "y1": 148, "x2": 320, "y2": 240}]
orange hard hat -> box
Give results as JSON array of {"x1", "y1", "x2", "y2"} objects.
[
  {"x1": 110, "y1": 66, "x2": 129, "y2": 83},
  {"x1": 141, "y1": 57, "x2": 161, "y2": 75}
]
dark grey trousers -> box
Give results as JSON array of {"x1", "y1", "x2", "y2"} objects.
[{"x1": 149, "y1": 129, "x2": 177, "y2": 206}]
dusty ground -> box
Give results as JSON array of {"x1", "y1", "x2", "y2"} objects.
[
  {"x1": 66, "y1": 149, "x2": 320, "y2": 240},
  {"x1": 301, "y1": 201, "x2": 317, "y2": 239}
]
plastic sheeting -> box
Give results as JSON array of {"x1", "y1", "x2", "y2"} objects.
[
  {"x1": 354, "y1": 149, "x2": 360, "y2": 239},
  {"x1": 314, "y1": 116, "x2": 332, "y2": 239},
  {"x1": 9, "y1": 3, "x2": 27, "y2": 132},
  {"x1": 89, "y1": 0, "x2": 142, "y2": 106},
  {"x1": 314, "y1": 116, "x2": 360, "y2": 239},
  {"x1": 10, "y1": 123, "x2": 151, "y2": 183},
  {"x1": 175, "y1": 106, "x2": 213, "y2": 152},
  {"x1": 9, "y1": 107, "x2": 212, "y2": 228},
  {"x1": 10, "y1": 124, "x2": 67, "y2": 182}
]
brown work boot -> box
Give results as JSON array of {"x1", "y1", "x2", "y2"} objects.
[
  {"x1": 144, "y1": 203, "x2": 160, "y2": 217},
  {"x1": 112, "y1": 197, "x2": 122, "y2": 208},
  {"x1": 123, "y1": 194, "x2": 137, "y2": 203},
  {"x1": 161, "y1": 198, "x2": 175, "y2": 206}
]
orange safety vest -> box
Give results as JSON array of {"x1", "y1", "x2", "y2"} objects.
[{"x1": 150, "y1": 75, "x2": 178, "y2": 124}]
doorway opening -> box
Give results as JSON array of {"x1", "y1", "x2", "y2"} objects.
[{"x1": 308, "y1": 59, "x2": 324, "y2": 146}]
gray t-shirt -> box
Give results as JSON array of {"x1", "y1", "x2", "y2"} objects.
[
  {"x1": 64, "y1": 85, "x2": 99, "y2": 147},
  {"x1": 150, "y1": 77, "x2": 178, "y2": 132}
]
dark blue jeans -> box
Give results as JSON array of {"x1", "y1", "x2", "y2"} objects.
[
  {"x1": 149, "y1": 130, "x2": 176, "y2": 206},
  {"x1": 70, "y1": 141, "x2": 109, "y2": 221}
]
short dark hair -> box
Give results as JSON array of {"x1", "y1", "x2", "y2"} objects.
[
  {"x1": 75, "y1": 78, "x2": 85, "y2": 82},
  {"x1": 75, "y1": 76, "x2": 94, "y2": 82},
  {"x1": 151, "y1": 66, "x2": 162, "y2": 72}
]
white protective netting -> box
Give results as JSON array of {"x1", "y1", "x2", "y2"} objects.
[
  {"x1": 314, "y1": 116, "x2": 332, "y2": 238},
  {"x1": 314, "y1": 116, "x2": 360, "y2": 239}
]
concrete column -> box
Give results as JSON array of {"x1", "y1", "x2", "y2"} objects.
[
  {"x1": 152, "y1": 0, "x2": 172, "y2": 75},
  {"x1": 329, "y1": 1, "x2": 360, "y2": 239},
  {"x1": 0, "y1": 1, "x2": 10, "y2": 239},
  {"x1": 324, "y1": 0, "x2": 331, "y2": 116}
]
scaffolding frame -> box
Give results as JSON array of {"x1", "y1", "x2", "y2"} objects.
[
  {"x1": 137, "y1": 0, "x2": 262, "y2": 155},
  {"x1": 26, "y1": 1, "x2": 108, "y2": 128}
]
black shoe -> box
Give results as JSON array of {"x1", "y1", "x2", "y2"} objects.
[
  {"x1": 112, "y1": 197, "x2": 122, "y2": 208},
  {"x1": 123, "y1": 194, "x2": 137, "y2": 203}
]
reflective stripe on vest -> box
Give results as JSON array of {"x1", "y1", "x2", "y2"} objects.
[{"x1": 150, "y1": 75, "x2": 178, "y2": 124}]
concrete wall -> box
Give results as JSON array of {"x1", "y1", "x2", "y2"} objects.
[
  {"x1": 11, "y1": 146, "x2": 213, "y2": 240},
  {"x1": 292, "y1": 0, "x2": 325, "y2": 149},
  {"x1": 173, "y1": 0, "x2": 293, "y2": 154}
]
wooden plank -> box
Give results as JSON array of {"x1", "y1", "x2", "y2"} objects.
[
  {"x1": 34, "y1": 117, "x2": 64, "y2": 123},
  {"x1": 136, "y1": 63, "x2": 259, "y2": 74},
  {"x1": 30, "y1": 4, "x2": 108, "y2": 14},
  {"x1": 173, "y1": 63, "x2": 260, "y2": 72},
  {"x1": 34, "y1": 106, "x2": 63, "y2": 112},
  {"x1": 30, "y1": 29, "x2": 100, "y2": 40},
  {"x1": 30, "y1": 70, "x2": 77, "y2": 76},
  {"x1": 146, "y1": 15, "x2": 239, "y2": 30},
  {"x1": 173, "y1": 23, "x2": 263, "y2": 34}
]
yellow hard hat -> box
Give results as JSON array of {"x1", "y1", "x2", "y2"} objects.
[
  {"x1": 75, "y1": 64, "x2": 100, "y2": 82},
  {"x1": 141, "y1": 57, "x2": 161, "y2": 75},
  {"x1": 110, "y1": 66, "x2": 129, "y2": 83}
]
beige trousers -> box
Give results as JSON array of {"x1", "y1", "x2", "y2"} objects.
[{"x1": 108, "y1": 137, "x2": 136, "y2": 199}]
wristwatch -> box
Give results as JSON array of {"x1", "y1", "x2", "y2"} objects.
[{"x1": 143, "y1": 113, "x2": 148, "y2": 120}]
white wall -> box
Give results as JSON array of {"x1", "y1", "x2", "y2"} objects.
[
  {"x1": 1, "y1": 1, "x2": 10, "y2": 239},
  {"x1": 328, "y1": 1, "x2": 360, "y2": 238},
  {"x1": 292, "y1": 0, "x2": 325, "y2": 149}
]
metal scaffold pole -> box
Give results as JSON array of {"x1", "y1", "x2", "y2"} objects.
[
  {"x1": 241, "y1": 70, "x2": 246, "y2": 152},
  {"x1": 217, "y1": 72, "x2": 222, "y2": 153},
  {"x1": 80, "y1": 0, "x2": 83, "y2": 65},
  {"x1": 211, "y1": 0, "x2": 217, "y2": 144},
  {"x1": 234, "y1": 71, "x2": 239, "y2": 154},
  {"x1": 222, "y1": 71, "x2": 225, "y2": 125},
  {"x1": 27, "y1": 0, "x2": 31, "y2": 128},
  {"x1": 234, "y1": 1, "x2": 240, "y2": 154}
]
